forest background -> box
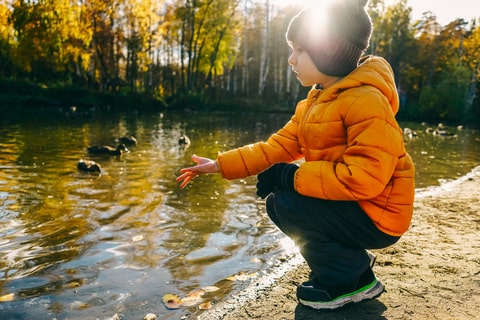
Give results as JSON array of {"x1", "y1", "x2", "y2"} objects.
[{"x1": 0, "y1": 0, "x2": 479, "y2": 126}]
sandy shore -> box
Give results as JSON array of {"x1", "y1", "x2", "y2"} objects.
[{"x1": 194, "y1": 166, "x2": 480, "y2": 320}]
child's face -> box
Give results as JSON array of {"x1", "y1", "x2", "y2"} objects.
[{"x1": 287, "y1": 41, "x2": 323, "y2": 87}]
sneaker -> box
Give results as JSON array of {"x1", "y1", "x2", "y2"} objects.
[{"x1": 297, "y1": 267, "x2": 384, "y2": 310}]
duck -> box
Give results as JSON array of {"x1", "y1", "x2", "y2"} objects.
[
  {"x1": 178, "y1": 135, "x2": 191, "y2": 146},
  {"x1": 433, "y1": 129, "x2": 456, "y2": 137},
  {"x1": 403, "y1": 127, "x2": 418, "y2": 139},
  {"x1": 77, "y1": 159, "x2": 101, "y2": 173},
  {"x1": 87, "y1": 144, "x2": 128, "y2": 155},
  {"x1": 118, "y1": 135, "x2": 137, "y2": 146}
]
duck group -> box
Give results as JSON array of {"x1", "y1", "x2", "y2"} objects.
[
  {"x1": 424, "y1": 123, "x2": 459, "y2": 138},
  {"x1": 78, "y1": 135, "x2": 136, "y2": 174},
  {"x1": 78, "y1": 133, "x2": 192, "y2": 173},
  {"x1": 401, "y1": 123, "x2": 464, "y2": 142}
]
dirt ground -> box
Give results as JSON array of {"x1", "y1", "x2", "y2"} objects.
[{"x1": 195, "y1": 167, "x2": 480, "y2": 320}]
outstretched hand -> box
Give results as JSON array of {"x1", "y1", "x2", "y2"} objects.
[{"x1": 176, "y1": 154, "x2": 220, "y2": 188}]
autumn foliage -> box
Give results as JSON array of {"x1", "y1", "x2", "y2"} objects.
[{"x1": 0, "y1": 0, "x2": 478, "y2": 125}]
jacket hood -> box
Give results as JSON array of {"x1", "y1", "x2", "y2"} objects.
[{"x1": 313, "y1": 55, "x2": 400, "y2": 115}]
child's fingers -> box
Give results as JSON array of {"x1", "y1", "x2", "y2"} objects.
[
  {"x1": 176, "y1": 171, "x2": 195, "y2": 181},
  {"x1": 180, "y1": 175, "x2": 194, "y2": 188},
  {"x1": 179, "y1": 178, "x2": 189, "y2": 189},
  {"x1": 177, "y1": 171, "x2": 197, "y2": 188}
]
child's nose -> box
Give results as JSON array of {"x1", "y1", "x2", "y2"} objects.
[{"x1": 288, "y1": 53, "x2": 295, "y2": 65}]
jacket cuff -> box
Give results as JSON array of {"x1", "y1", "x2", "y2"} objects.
[{"x1": 280, "y1": 164, "x2": 298, "y2": 191}]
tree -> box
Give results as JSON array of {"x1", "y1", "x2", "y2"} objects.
[
  {"x1": 169, "y1": 0, "x2": 241, "y2": 96},
  {"x1": 459, "y1": 19, "x2": 480, "y2": 123},
  {"x1": 83, "y1": 0, "x2": 122, "y2": 90},
  {"x1": 123, "y1": 0, "x2": 163, "y2": 93},
  {"x1": 9, "y1": 0, "x2": 91, "y2": 82},
  {"x1": 0, "y1": 1, "x2": 15, "y2": 77}
]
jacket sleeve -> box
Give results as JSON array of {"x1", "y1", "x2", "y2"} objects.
[
  {"x1": 217, "y1": 105, "x2": 305, "y2": 180},
  {"x1": 295, "y1": 92, "x2": 405, "y2": 200}
]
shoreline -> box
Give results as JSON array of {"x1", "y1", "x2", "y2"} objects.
[{"x1": 194, "y1": 166, "x2": 480, "y2": 320}]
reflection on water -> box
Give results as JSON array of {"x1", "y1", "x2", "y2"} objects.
[{"x1": 0, "y1": 109, "x2": 478, "y2": 319}]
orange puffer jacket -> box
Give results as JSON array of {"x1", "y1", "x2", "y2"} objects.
[{"x1": 217, "y1": 55, "x2": 415, "y2": 236}]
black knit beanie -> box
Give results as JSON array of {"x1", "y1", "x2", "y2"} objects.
[{"x1": 286, "y1": 0, "x2": 373, "y2": 77}]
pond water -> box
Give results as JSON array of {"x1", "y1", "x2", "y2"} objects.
[{"x1": 0, "y1": 108, "x2": 479, "y2": 319}]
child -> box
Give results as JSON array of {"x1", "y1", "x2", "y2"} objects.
[{"x1": 177, "y1": 0, "x2": 415, "y2": 310}]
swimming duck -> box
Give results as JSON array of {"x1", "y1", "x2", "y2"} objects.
[
  {"x1": 433, "y1": 129, "x2": 456, "y2": 137},
  {"x1": 87, "y1": 144, "x2": 128, "y2": 155},
  {"x1": 403, "y1": 127, "x2": 418, "y2": 139},
  {"x1": 77, "y1": 159, "x2": 101, "y2": 173},
  {"x1": 178, "y1": 135, "x2": 191, "y2": 146},
  {"x1": 118, "y1": 135, "x2": 137, "y2": 146}
]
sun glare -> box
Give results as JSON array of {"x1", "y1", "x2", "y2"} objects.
[{"x1": 279, "y1": 237, "x2": 300, "y2": 255}]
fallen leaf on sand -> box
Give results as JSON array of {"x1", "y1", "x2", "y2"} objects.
[
  {"x1": 226, "y1": 271, "x2": 258, "y2": 281},
  {"x1": 162, "y1": 285, "x2": 219, "y2": 309},
  {"x1": 198, "y1": 301, "x2": 212, "y2": 310}
]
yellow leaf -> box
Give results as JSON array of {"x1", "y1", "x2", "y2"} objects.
[
  {"x1": 250, "y1": 257, "x2": 263, "y2": 264},
  {"x1": 187, "y1": 288, "x2": 205, "y2": 298},
  {"x1": 132, "y1": 235, "x2": 144, "y2": 242},
  {"x1": 225, "y1": 271, "x2": 256, "y2": 281},
  {"x1": 234, "y1": 271, "x2": 250, "y2": 281},
  {"x1": 162, "y1": 293, "x2": 181, "y2": 309},
  {"x1": 180, "y1": 295, "x2": 201, "y2": 307},
  {"x1": 0, "y1": 293, "x2": 14, "y2": 302},
  {"x1": 202, "y1": 286, "x2": 219, "y2": 293},
  {"x1": 198, "y1": 301, "x2": 212, "y2": 310},
  {"x1": 65, "y1": 281, "x2": 82, "y2": 288}
]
